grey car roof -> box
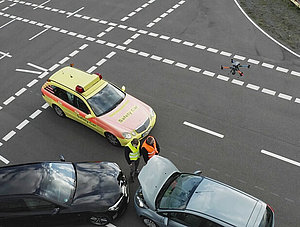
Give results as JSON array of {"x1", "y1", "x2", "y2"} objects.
[
  {"x1": 138, "y1": 156, "x2": 179, "y2": 211},
  {"x1": 187, "y1": 177, "x2": 265, "y2": 227}
]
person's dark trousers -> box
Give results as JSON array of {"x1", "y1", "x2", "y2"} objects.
[{"x1": 129, "y1": 159, "x2": 140, "y2": 182}]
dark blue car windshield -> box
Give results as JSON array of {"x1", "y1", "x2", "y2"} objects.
[{"x1": 39, "y1": 163, "x2": 76, "y2": 204}]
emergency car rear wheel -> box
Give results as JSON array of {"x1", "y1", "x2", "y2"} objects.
[
  {"x1": 53, "y1": 105, "x2": 65, "y2": 117},
  {"x1": 105, "y1": 132, "x2": 120, "y2": 146},
  {"x1": 142, "y1": 217, "x2": 158, "y2": 227}
]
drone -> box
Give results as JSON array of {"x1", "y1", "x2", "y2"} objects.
[{"x1": 221, "y1": 59, "x2": 250, "y2": 76}]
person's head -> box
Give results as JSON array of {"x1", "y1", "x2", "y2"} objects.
[
  {"x1": 146, "y1": 136, "x2": 154, "y2": 146},
  {"x1": 131, "y1": 138, "x2": 139, "y2": 147}
]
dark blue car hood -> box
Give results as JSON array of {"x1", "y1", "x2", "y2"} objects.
[{"x1": 71, "y1": 162, "x2": 122, "y2": 210}]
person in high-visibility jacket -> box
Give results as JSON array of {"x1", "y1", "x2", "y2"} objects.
[
  {"x1": 124, "y1": 138, "x2": 141, "y2": 182},
  {"x1": 141, "y1": 135, "x2": 160, "y2": 163}
]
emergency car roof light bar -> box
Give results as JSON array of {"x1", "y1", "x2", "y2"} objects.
[
  {"x1": 76, "y1": 85, "x2": 84, "y2": 93},
  {"x1": 95, "y1": 73, "x2": 102, "y2": 80}
]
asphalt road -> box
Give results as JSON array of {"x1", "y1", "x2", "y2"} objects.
[{"x1": 0, "y1": 0, "x2": 300, "y2": 226}]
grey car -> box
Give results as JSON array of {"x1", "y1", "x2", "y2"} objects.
[{"x1": 134, "y1": 156, "x2": 274, "y2": 227}]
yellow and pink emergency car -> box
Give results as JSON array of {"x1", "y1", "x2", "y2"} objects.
[{"x1": 41, "y1": 66, "x2": 156, "y2": 146}]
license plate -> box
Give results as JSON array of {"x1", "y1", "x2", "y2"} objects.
[{"x1": 142, "y1": 127, "x2": 151, "y2": 137}]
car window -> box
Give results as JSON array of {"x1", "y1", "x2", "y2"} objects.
[
  {"x1": 74, "y1": 96, "x2": 90, "y2": 114},
  {"x1": 259, "y1": 206, "x2": 274, "y2": 227},
  {"x1": 23, "y1": 198, "x2": 56, "y2": 211},
  {"x1": 87, "y1": 83, "x2": 125, "y2": 116},
  {"x1": 168, "y1": 212, "x2": 222, "y2": 227},
  {"x1": 0, "y1": 198, "x2": 29, "y2": 212},
  {"x1": 159, "y1": 174, "x2": 202, "y2": 210},
  {"x1": 52, "y1": 86, "x2": 74, "y2": 105}
]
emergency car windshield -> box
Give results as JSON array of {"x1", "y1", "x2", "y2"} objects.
[{"x1": 87, "y1": 83, "x2": 125, "y2": 116}]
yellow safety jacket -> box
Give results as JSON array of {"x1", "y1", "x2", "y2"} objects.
[{"x1": 127, "y1": 141, "x2": 140, "y2": 161}]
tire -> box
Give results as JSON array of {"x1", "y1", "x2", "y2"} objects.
[
  {"x1": 142, "y1": 217, "x2": 158, "y2": 227},
  {"x1": 89, "y1": 214, "x2": 111, "y2": 226},
  {"x1": 53, "y1": 105, "x2": 65, "y2": 117},
  {"x1": 105, "y1": 132, "x2": 121, "y2": 146}
]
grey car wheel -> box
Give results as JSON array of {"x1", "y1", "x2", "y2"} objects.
[
  {"x1": 90, "y1": 214, "x2": 110, "y2": 226},
  {"x1": 142, "y1": 217, "x2": 158, "y2": 227},
  {"x1": 53, "y1": 105, "x2": 65, "y2": 117},
  {"x1": 105, "y1": 132, "x2": 121, "y2": 146}
]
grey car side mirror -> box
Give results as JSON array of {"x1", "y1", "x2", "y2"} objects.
[
  {"x1": 163, "y1": 217, "x2": 169, "y2": 226},
  {"x1": 194, "y1": 170, "x2": 202, "y2": 175},
  {"x1": 60, "y1": 155, "x2": 65, "y2": 162}
]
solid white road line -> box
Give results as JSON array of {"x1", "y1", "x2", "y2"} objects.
[
  {"x1": 27, "y1": 63, "x2": 48, "y2": 72},
  {"x1": 0, "y1": 19, "x2": 15, "y2": 29},
  {"x1": 16, "y1": 69, "x2": 41, "y2": 74},
  {"x1": 261, "y1": 150, "x2": 300, "y2": 167},
  {"x1": 33, "y1": 0, "x2": 50, "y2": 10},
  {"x1": 183, "y1": 121, "x2": 224, "y2": 139},
  {"x1": 66, "y1": 7, "x2": 84, "y2": 18},
  {"x1": 29, "y1": 28, "x2": 48, "y2": 40}
]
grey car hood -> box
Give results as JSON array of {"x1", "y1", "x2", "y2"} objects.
[{"x1": 138, "y1": 156, "x2": 179, "y2": 210}]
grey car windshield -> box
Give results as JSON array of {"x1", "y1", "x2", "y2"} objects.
[
  {"x1": 158, "y1": 173, "x2": 203, "y2": 210},
  {"x1": 39, "y1": 163, "x2": 76, "y2": 204},
  {"x1": 87, "y1": 83, "x2": 125, "y2": 116}
]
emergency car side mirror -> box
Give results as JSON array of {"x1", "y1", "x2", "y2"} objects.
[
  {"x1": 85, "y1": 114, "x2": 94, "y2": 119},
  {"x1": 122, "y1": 86, "x2": 126, "y2": 92}
]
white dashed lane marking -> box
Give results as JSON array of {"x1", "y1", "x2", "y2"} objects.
[
  {"x1": 4, "y1": 1, "x2": 300, "y2": 79},
  {"x1": 3, "y1": 96, "x2": 15, "y2": 105},
  {"x1": 3, "y1": 131, "x2": 16, "y2": 142},
  {"x1": 16, "y1": 120, "x2": 30, "y2": 130},
  {"x1": 261, "y1": 150, "x2": 300, "y2": 167},
  {"x1": 184, "y1": 121, "x2": 224, "y2": 139}
]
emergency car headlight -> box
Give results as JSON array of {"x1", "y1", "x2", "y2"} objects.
[
  {"x1": 131, "y1": 131, "x2": 136, "y2": 136},
  {"x1": 149, "y1": 108, "x2": 155, "y2": 119},
  {"x1": 122, "y1": 132, "x2": 132, "y2": 139}
]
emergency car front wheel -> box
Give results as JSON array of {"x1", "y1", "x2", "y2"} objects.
[
  {"x1": 105, "y1": 132, "x2": 121, "y2": 146},
  {"x1": 53, "y1": 105, "x2": 65, "y2": 117},
  {"x1": 142, "y1": 217, "x2": 158, "y2": 227}
]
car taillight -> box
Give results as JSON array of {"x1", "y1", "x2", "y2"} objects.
[
  {"x1": 95, "y1": 73, "x2": 102, "y2": 80},
  {"x1": 268, "y1": 204, "x2": 275, "y2": 213}
]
